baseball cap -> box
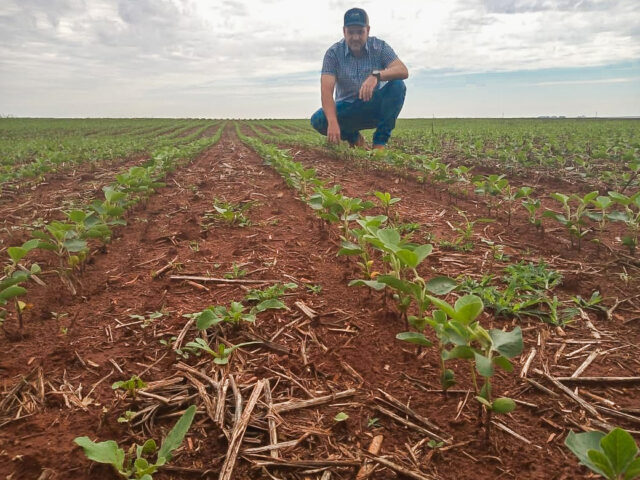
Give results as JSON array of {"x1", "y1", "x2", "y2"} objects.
[{"x1": 344, "y1": 8, "x2": 369, "y2": 27}]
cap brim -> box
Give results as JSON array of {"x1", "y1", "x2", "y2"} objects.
[{"x1": 344, "y1": 22, "x2": 366, "y2": 27}]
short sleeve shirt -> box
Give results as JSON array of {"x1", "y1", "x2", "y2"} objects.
[{"x1": 321, "y1": 36, "x2": 398, "y2": 103}]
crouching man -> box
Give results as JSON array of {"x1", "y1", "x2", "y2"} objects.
[{"x1": 310, "y1": 7, "x2": 408, "y2": 150}]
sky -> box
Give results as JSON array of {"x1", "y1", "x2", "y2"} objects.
[{"x1": 0, "y1": 0, "x2": 639, "y2": 118}]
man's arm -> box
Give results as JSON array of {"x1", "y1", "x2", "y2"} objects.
[
  {"x1": 321, "y1": 74, "x2": 341, "y2": 144},
  {"x1": 379, "y1": 58, "x2": 409, "y2": 81},
  {"x1": 359, "y1": 58, "x2": 409, "y2": 101}
]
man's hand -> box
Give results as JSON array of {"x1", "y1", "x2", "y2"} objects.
[
  {"x1": 327, "y1": 122, "x2": 341, "y2": 144},
  {"x1": 358, "y1": 75, "x2": 378, "y2": 102}
]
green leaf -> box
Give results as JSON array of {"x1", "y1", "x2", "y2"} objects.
[
  {"x1": 624, "y1": 458, "x2": 640, "y2": 480},
  {"x1": 440, "y1": 369, "x2": 456, "y2": 390},
  {"x1": 7, "y1": 247, "x2": 28, "y2": 263},
  {"x1": 442, "y1": 345, "x2": 474, "y2": 360},
  {"x1": 412, "y1": 244, "x2": 433, "y2": 266},
  {"x1": 396, "y1": 332, "x2": 432, "y2": 347},
  {"x1": 475, "y1": 396, "x2": 492, "y2": 408},
  {"x1": 68, "y1": 210, "x2": 87, "y2": 223},
  {"x1": 493, "y1": 356, "x2": 514, "y2": 372},
  {"x1": 565, "y1": 430, "x2": 607, "y2": 477},
  {"x1": 489, "y1": 327, "x2": 523, "y2": 359},
  {"x1": 157, "y1": 405, "x2": 196, "y2": 461},
  {"x1": 375, "y1": 275, "x2": 413, "y2": 294},
  {"x1": 453, "y1": 295, "x2": 484, "y2": 324},
  {"x1": 73, "y1": 437, "x2": 125, "y2": 472},
  {"x1": 348, "y1": 279, "x2": 386, "y2": 291},
  {"x1": 0, "y1": 285, "x2": 27, "y2": 302},
  {"x1": 196, "y1": 309, "x2": 221, "y2": 330},
  {"x1": 395, "y1": 249, "x2": 418, "y2": 268},
  {"x1": 63, "y1": 239, "x2": 87, "y2": 253},
  {"x1": 492, "y1": 397, "x2": 516, "y2": 414},
  {"x1": 425, "y1": 276, "x2": 457, "y2": 295},
  {"x1": 334, "y1": 412, "x2": 349, "y2": 422},
  {"x1": 254, "y1": 299, "x2": 287, "y2": 313},
  {"x1": 600, "y1": 428, "x2": 639, "y2": 476},
  {"x1": 474, "y1": 352, "x2": 494, "y2": 377},
  {"x1": 588, "y1": 449, "x2": 616, "y2": 479}
]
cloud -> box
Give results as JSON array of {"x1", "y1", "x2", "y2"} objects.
[{"x1": 0, "y1": 0, "x2": 638, "y2": 116}]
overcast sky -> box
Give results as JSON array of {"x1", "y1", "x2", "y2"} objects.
[{"x1": 0, "y1": 0, "x2": 638, "y2": 118}]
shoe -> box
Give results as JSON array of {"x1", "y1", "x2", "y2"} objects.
[
  {"x1": 349, "y1": 134, "x2": 366, "y2": 148},
  {"x1": 372, "y1": 144, "x2": 385, "y2": 150}
]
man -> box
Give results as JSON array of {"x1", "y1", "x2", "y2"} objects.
[{"x1": 310, "y1": 7, "x2": 408, "y2": 150}]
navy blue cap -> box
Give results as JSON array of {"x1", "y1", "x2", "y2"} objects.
[{"x1": 344, "y1": 8, "x2": 368, "y2": 27}]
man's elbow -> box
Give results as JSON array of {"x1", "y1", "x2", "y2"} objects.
[{"x1": 401, "y1": 65, "x2": 409, "y2": 80}]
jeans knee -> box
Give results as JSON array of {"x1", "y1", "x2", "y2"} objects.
[
  {"x1": 386, "y1": 79, "x2": 406, "y2": 97},
  {"x1": 310, "y1": 108, "x2": 326, "y2": 132}
]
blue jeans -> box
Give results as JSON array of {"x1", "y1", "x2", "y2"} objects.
[{"x1": 310, "y1": 80, "x2": 406, "y2": 146}]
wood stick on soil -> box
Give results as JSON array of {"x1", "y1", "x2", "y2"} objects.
[
  {"x1": 294, "y1": 300, "x2": 318, "y2": 320},
  {"x1": 170, "y1": 275, "x2": 280, "y2": 284},
  {"x1": 571, "y1": 349, "x2": 600, "y2": 378},
  {"x1": 375, "y1": 389, "x2": 451, "y2": 438},
  {"x1": 183, "y1": 372, "x2": 217, "y2": 423},
  {"x1": 356, "y1": 435, "x2": 384, "y2": 480},
  {"x1": 555, "y1": 376, "x2": 640, "y2": 385},
  {"x1": 173, "y1": 318, "x2": 195, "y2": 351},
  {"x1": 246, "y1": 457, "x2": 361, "y2": 468},
  {"x1": 219, "y1": 380, "x2": 265, "y2": 480},
  {"x1": 229, "y1": 375, "x2": 242, "y2": 427},
  {"x1": 491, "y1": 421, "x2": 540, "y2": 448},
  {"x1": 360, "y1": 451, "x2": 436, "y2": 480},
  {"x1": 525, "y1": 377, "x2": 559, "y2": 397},
  {"x1": 175, "y1": 362, "x2": 219, "y2": 393},
  {"x1": 215, "y1": 377, "x2": 229, "y2": 428},
  {"x1": 520, "y1": 348, "x2": 537, "y2": 378},
  {"x1": 263, "y1": 379, "x2": 278, "y2": 459},
  {"x1": 534, "y1": 369, "x2": 609, "y2": 425},
  {"x1": 152, "y1": 255, "x2": 179, "y2": 278},
  {"x1": 272, "y1": 389, "x2": 357, "y2": 414},
  {"x1": 374, "y1": 405, "x2": 450, "y2": 444},
  {"x1": 242, "y1": 439, "x2": 301, "y2": 454}
]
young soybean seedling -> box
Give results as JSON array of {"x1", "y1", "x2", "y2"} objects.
[
  {"x1": 565, "y1": 427, "x2": 640, "y2": 479},
  {"x1": 74, "y1": 405, "x2": 196, "y2": 480},
  {"x1": 185, "y1": 338, "x2": 260, "y2": 365},
  {"x1": 112, "y1": 375, "x2": 147, "y2": 398}
]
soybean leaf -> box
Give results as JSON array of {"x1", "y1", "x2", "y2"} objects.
[
  {"x1": 493, "y1": 355, "x2": 514, "y2": 372},
  {"x1": 425, "y1": 276, "x2": 457, "y2": 295},
  {"x1": 492, "y1": 397, "x2": 516, "y2": 414},
  {"x1": 0, "y1": 285, "x2": 26, "y2": 302},
  {"x1": 453, "y1": 295, "x2": 484, "y2": 324},
  {"x1": 565, "y1": 430, "x2": 607, "y2": 477},
  {"x1": 63, "y1": 239, "x2": 87, "y2": 253},
  {"x1": 196, "y1": 309, "x2": 221, "y2": 330},
  {"x1": 396, "y1": 332, "x2": 432, "y2": 347},
  {"x1": 254, "y1": 299, "x2": 287, "y2": 312},
  {"x1": 588, "y1": 450, "x2": 615, "y2": 479},
  {"x1": 348, "y1": 279, "x2": 386, "y2": 291},
  {"x1": 624, "y1": 458, "x2": 640, "y2": 480},
  {"x1": 157, "y1": 405, "x2": 196, "y2": 461},
  {"x1": 474, "y1": 352, "x2": 494, "y2": 377},
  {"x1": 7, "y1": 247, "x2": 28, "y2": 263},
  {"x1": 600, "y1": 428, "x2": 639, "y2": 476},
  {"x1": 73, "y1": 437, "x2": 126, "y2": 473},
  {"x1": 442, "y1": 345, "x2": 474, "y2": 361},
  {"x1": 489, "y1": 327, "x2": 523, "y2": 359}
]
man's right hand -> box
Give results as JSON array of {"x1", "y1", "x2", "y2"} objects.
[{"x1": 327, "y1": 122, "x2": 341, "y2": 144}]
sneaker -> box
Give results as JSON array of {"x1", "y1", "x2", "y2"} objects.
[
  {"x1": 349, "y1": 134, "x2": 366, "y2": 148},
  {"x1": 372, "y1": 144, "x2": 385, "y2": 150}
]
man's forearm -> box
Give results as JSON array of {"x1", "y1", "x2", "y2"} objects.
[
  {"x1": 379, "y1": 60, "x2": 409, "y2": 81},
  {"x1": 321, "y1": 91, "x2": 338, "y2": 126}
]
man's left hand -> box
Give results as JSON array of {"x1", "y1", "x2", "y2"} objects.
[{"x1": 358, "y1": 75, "x2": 378, "y2": 102}]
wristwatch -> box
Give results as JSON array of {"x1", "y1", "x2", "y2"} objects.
[{"x1": 372, "y1": 70, "x2": 382, "y2": 82}]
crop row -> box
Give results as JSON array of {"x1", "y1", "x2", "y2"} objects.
[
  {"x1": 0, "y1": 123, "x2": 225, "y2": 330},
  {"x1": 0, "y1": 119, "x2": 218, "y2": 184},
  {"x1": 242, "y1": 121, "x2": 640, "y2": 257}
]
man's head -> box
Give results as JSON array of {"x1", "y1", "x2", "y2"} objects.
[{"x1": 343, "y1": 8, "x2": 369, "y2": 54}]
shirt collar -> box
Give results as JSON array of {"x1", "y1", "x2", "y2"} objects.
[{"x1": 344, "y1": 38, "x2": 369, "y2": 57}]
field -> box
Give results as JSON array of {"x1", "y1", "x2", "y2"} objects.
[{"x1": 0, "y1": 117, "x2": 639, "y2": 480}]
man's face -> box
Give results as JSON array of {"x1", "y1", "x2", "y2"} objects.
[{"x1": 343, "y1": 25, "x2": 369, "y2": 53}]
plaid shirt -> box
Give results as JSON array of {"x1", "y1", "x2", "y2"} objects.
[{"x1": 321, "y1": 36, "x2": 398, "y2": 103}]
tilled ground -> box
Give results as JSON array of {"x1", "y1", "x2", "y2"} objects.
[{"x1": 0, "y1": 127, "x2": 639, "y2": 480}]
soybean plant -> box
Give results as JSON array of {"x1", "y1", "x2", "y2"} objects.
[
  {"x1": 74, "y1": 405, "x2": 196, "y2": 480},
  {"x1": 185, "y1": 338, "x2": 260, "y2": 365},
  {"x1": 607, "y1": 191, "x2": 640, "y2": 254},
  {"x1": 565, "y1": 427, "x2": 640, "y2": 480},
  {"x1": 544, "y1": 191, "x2": 599, "y2": 250}
]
